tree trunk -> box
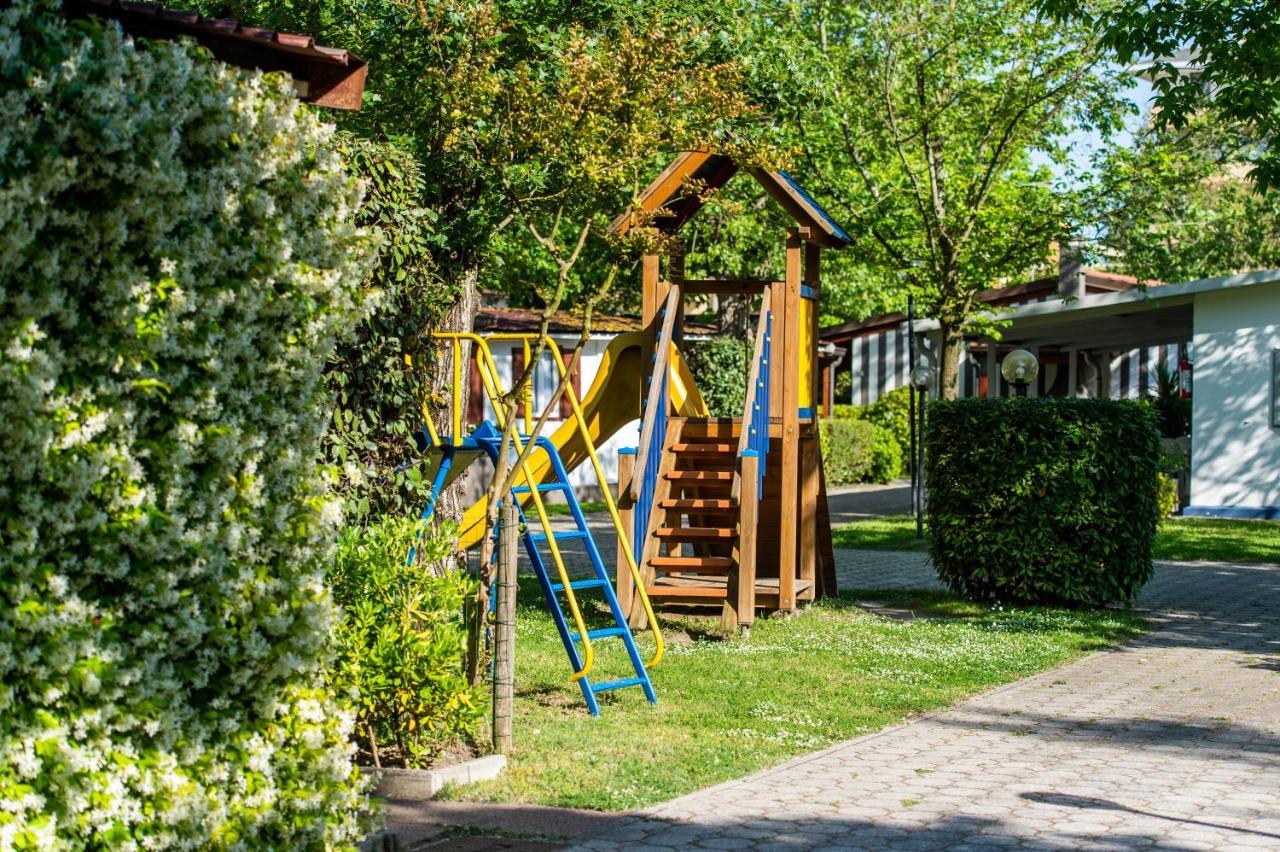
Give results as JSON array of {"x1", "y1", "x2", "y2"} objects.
[
  {"x1": 428, "y1": 265, "x2": 480, "y2": 523},
  {"x1": 937, "y1": 318, "x2": 965, "y2": 400},
  {"x1": 718, "y1": 293, "x2": 753, "y2": 336}
]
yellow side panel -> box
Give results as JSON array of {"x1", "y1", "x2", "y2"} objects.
[{"x1": 799, "y1": 298, "x2": 815, "y2": 411}]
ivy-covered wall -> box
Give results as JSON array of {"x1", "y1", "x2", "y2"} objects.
[{"x1": 0, "y1": 4, "x2": 375, "y2": 847}]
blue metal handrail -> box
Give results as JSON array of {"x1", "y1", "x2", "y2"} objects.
[
  {"x1": 751, "y1": 310, "x2": 772, "y2": 497},
  {"x1": 737, "y1": 289, "x2": 773, "y2": 501}
]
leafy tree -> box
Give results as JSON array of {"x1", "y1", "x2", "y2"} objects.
[
  {"x1": 774, "y1": 0, "x2": 1126, "y2": 397},
  {"x1": 1091, "y1": 118, "x2": 1280, "y2": 283},
  {"x1": 1044, "y1": 0, "x2": 1280, "y2": 191},
  {"x1": 327, "y1": 135, "x2": 451, "y2": 523}
]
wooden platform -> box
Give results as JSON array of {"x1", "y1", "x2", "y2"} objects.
[{"x1": 647, "y1": 574, "x2": 816, "y2": 608}]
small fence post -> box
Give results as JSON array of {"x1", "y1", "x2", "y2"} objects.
[{"x1": 492, "y1": 499, "x2": 518, "y2": 754}]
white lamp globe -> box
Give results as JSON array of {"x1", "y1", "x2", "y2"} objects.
[{"x1": 1001, "y1": 349, "x2": 1039, "y2": 386}]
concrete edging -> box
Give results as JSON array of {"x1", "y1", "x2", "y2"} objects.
[{"x1": 363, "y1": 754, "x2": 507, "y2": 800}]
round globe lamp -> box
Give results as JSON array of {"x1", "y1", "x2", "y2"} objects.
[{"x1": 1001, "y1": 349, "x2": 1039, "y2": 394}]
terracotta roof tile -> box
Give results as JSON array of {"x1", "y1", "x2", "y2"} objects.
[{"x1": 65, "y1": 0, "x2": 367, "y2": 109}]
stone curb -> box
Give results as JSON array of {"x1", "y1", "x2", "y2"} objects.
[{"x1": 363, "y1": 754, "x2": 508, "y2": 800}]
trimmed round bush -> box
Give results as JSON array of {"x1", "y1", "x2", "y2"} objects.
[
  {"x1": 0, "y1": 3, "x2": 374, "y2": 847},
  {"x1": 818, "y1": 417, "x2": 876, "y2": 485},
  {"x1": 924, "y1": 398, "x2": 1161, "y2": 605}
]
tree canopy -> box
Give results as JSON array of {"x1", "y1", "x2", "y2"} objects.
[
  {"x1": 1045, "y1": 0, "x2": 1280, "y2": 192},
  {"x1": 775, "y1": 0, "x2": 1126, "y2": 396}
]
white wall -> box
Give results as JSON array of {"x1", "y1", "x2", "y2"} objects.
[
  {"x1": 1190, "y1": 282, "x2": 1280, "y2": 516},
  {"x1": 462, "y1": 334, "x2": 640, "y2": 503}
]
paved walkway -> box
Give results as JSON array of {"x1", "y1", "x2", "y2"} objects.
[{"x1": 567, "y1": 552, "x2": 1280, "y2": 851}]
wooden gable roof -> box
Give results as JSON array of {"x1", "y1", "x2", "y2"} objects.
[{"x1": 608, "y1": 151, "x2": 851, "y2": 249}]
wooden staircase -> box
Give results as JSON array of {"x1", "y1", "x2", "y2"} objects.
[{"x1": 619, "y1": 418, "x2": 827, "y2": 631}]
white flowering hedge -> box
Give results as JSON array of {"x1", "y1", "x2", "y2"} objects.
[{"x1": 0, "y1": 3, "x2": 376, "y2": 847}]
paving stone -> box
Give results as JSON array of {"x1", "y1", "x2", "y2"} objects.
[{"x1": 564, "y1": 550, "x2": 1280, "y2": 851}]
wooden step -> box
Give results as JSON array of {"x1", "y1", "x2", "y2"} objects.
[
  {"x1": 659, "y1": 498, "x2": 736, "y2": 511},
  {"x1": 648, "y1": 555, "x2": 734, "y2": 574},
  {"x1": 664, "y1": 471, "x2": 732, "y2": 483},
  {"x1": 654, "y1": 527, "x2": 735, "y2": 540},
  {"x1": 646, "y1": 575, "x2": 816, "y2": 602},
  {"x1": 671, "y1": 442, "x2": 736, "y2": 454}
]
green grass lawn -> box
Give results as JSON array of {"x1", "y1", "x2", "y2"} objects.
[
  {"x1": 445, "y1": 580, "x2": 1143, "y2": 811},
  {"x1": 833, "y1": 514, "x2": 1279, "y2": 564}
]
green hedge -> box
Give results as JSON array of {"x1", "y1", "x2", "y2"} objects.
[
  {"x1": 683, "y1": 336, "x2": 749, "y2": 417},
  {"x1": 832, "y1": 387, "x2": 910, "y2": 479},
  {"x1": 924, "y1": 398, "x2": 1161, "y2": 605},
  {"x1": 819, "y1": 418, "x2": 876, "y2": 485},
  {"x1": 0, "y1": 4, "x2": 373, "y2": 846},
  {"x1": 330, "y1": 519, "x2": 483, "y2": 768}
]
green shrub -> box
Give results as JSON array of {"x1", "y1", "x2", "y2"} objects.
[
  {"x1": 683, "y1": 336, "x2": 749, "y2": 417},
  {"x1": 831, "y1": 388, "x2": 911, "y2": 479},
  {"x1": 1147, "y1": 364, "x2": 1191, "y2": 438},
  {"x1": 865, "y1": 425, "x2": 905, "y2": 484},
  {"x1": 330, "y1": 518, "x2": 483, "y2": 768},
  {"x1": 924, "y1": 398, "x2": 1161, "y2": 605},
  {"x1": 1156, "y1": 473, "x2": 1179, "y2": 518},
  {"x1": 819, "y1": 418, "x2": 876, "y2": 485},
  {"x1": 0, "y1": 4, "x2": 374, "y2": 846}
]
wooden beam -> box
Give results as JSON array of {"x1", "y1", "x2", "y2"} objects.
[
  {"x1": 722, "y1": 451, "x2": 759, "y2": 636},
  {"x1": 680, "y1": 279, "x2": 775, "y2": 295},
  {"x1": 799, "y1": 437, "x2": 818, "y2": 593},
  {"x1": 779, "y1": 229, "x2": 803, "y2": 612},
  {"x1": 815, "y1": 451, "x2": 837, "y2": 597}
]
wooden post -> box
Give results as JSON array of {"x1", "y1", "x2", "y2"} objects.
[
  {"x1": 799, "y1": 437, "x2": 818, "y2": 592},
  {"x1": 722, "y1": 451, "x2": 759, "y2": 636},
  {"x1": 492, "y1": 499, "x2": 518, "y2": 755},
  {"x1": 815, "y1": 452, "x2": 838, "y2": 598},
  {"x1": 779, "y1": 230, "x2": 803, "y2": 612},
  {"x1": 615, "y1": 449, "x2": 636, "y2": 619},
  {"x1": 1067, "y1": 348, "x2": 1080, "y2": 398}
]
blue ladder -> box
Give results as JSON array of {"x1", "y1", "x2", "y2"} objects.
[{"x1": 419, "y1": 420, "x2": 657, "y2": 716}]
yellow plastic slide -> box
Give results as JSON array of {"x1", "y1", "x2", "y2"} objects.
[{"x1": 454, "y1": 331, "x2": 707, "y2": 549}]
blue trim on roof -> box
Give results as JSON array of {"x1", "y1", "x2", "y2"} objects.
[{"x1": 777, "y1": 169, "x2": 852, "y2": 245}]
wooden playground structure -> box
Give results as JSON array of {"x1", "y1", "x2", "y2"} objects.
[
  {"x1": 411, "y1": 151, "x2": 852, "y2": 712},
  {"x1": 610, "y1": 151, "x2": 851, "y2": 634}
]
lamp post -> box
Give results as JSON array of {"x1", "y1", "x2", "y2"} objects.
[
  {"x1": 909, "y1": 362, "x2": 933, "y2": 539},
  {"x1": 1001, "y1": 349, "x2": 1039, "y2": 397}
]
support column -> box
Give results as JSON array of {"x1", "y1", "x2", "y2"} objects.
[
  {"x1": 779, "y1": 230, "x2": 803, "y2": 612},
  {"x1": 985, "y1": 338, "x2": 999, "y2": 398},
  {"x1": 1067, "y1": 348, "x2": 1080, "y2": 398}
]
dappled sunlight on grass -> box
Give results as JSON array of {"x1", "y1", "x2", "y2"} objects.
[{"x1": 446, "y1": 578, "x2": 1144, "y2": 810}]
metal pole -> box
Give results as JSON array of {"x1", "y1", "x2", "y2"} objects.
[
  {"x1": 492, "y1": 499, "x2": 518, "y2": 754},
  {"x1": 907, "y1": 297, "x2": 922, "y2": 540},
  {"x1": 916, "y1": 384, "x2": 926, "y2": 540}
]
